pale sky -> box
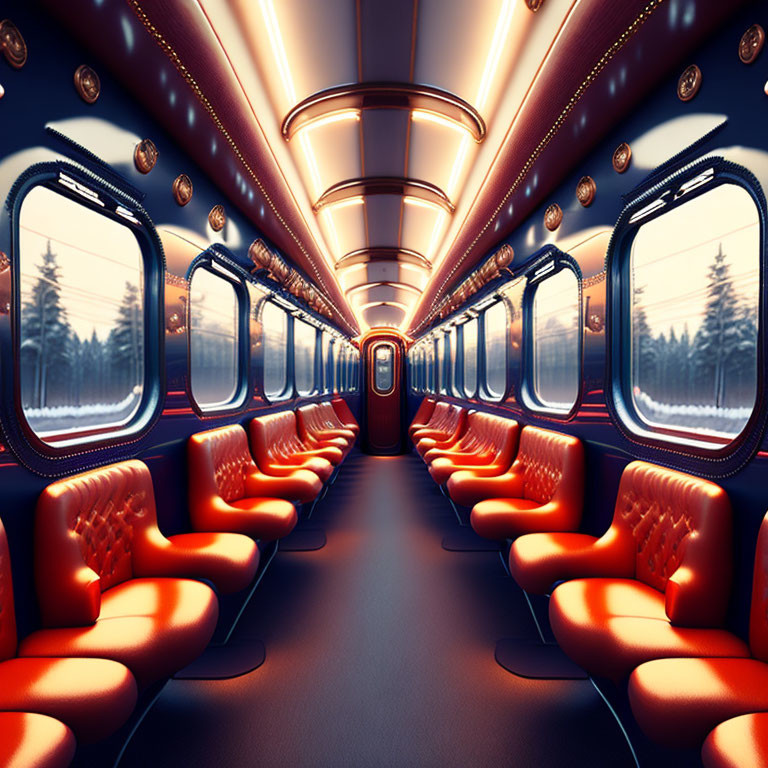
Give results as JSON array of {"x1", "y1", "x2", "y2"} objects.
[
  {"x1": 19, "y1": 185, "x2": 143, "y2": 342},
  {"x1": 631, "y1": 183, "x2": 759, "y2": 339}
]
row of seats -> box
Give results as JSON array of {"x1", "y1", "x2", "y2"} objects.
[
  {"x1": 2, "y1": 399, "x2": 357, "y2": 767},
  {"x1": 410, "y1": 397, "x2": 584, "y2": 541},
  {"x1": 409, "y1": 396, "x2": 764, "y2": 767}
]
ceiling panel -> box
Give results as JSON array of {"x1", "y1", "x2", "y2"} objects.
[
  {"x1": 301, "y1": 121, "x2": 363, "y2": 199},
  {"x1": 361, "y1": 112, "x2": 409, "y2": 176},
  {"x1": 362, "y1": 305, "x2": 407, "y2": 327},
  {"x1": 359, "y1": 0, "x2": 416, "y2": 81},
  {"x1": 320, "y1": 205, "x2": 366, "y2": 258},
  {"x1": 365, "y1": 196, "x2": 404, "y2": 248},
  {"x1": 400, "y1": 203, "x2": 445, "y2": 260},
  {"x1": 407, "y1": 120, "x2": 469, "y2": 199}
]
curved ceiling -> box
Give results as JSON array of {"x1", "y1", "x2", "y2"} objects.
[{"x1": 44, "y1": 0, "x2": 747, "y2": 337}]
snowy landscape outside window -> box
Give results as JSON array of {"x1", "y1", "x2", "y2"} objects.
[
  {"x1": 263, "y1": 302, "x2": 288, "y2": 399},
  {"x1": 531, "y1": 267, "x2": 580, "y2": 411},
  {"x1": 484, "y1": 302, "x2": 508, "y2": 400},
  {"x1": 189, "y1": 268, "x2": 240, "y2": 410},
  {"x1": 19, "y1": 186, "x2": 144, "y2": 442},
  {"x1": 629, "y1": 183, "x2": 759, "y2": 440},
  {"x1": 462, "y1": 319, "x2": 478, "y2": 397},
  {"x1": 294, "y1": 319, "x2": 316, "y2": 395},
  {"x1": 436, "y1": 334, "x2": 444, "y2": 393}
]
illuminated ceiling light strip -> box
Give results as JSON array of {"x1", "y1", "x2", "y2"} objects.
[
  {"x1": 475, "y1": 0, "x2": 516, "y2": 111},
  {"x1": 322, "y1": 208, "x2": 342, "y2": 257},
  {"x1": 282, "y1": 82, "x2": 486, "y2": 142},
  {"x1": 446, "y1": 135, "x2": 471, "y2": 200},
  {"x1": 259, "y1": 0, "x2": 296, "y2": 104},
  {"x1": 426, "y1": 210, "x2": 448, "y2": 261},
  {"x1": 358, "y1": 300, "x2": 411, "y2": 313},
  {"x1": 410, "y1": 109, "x2": 470, "y2": 137},
  {"x1": 295, "y1": 109, "x2": 361, "y2": 134},
  {"x1": 335, "y1": 247, "x2": 432, "y2": 271},
  {"x1": 345, "y1": 281, "x2": 423, "y2": 298},
  {"x1": 328, "y1": 196, "x2": 365, "y2": 210},
  {"x1": 298, "y1": 132, "x2": 323, "y2": 199},
  {"x1": 313, "y1": 177, "x2": 454, "y2": 213},
  {"x1": 403, "y1": 195, "x2": 444, "y2": 213}
]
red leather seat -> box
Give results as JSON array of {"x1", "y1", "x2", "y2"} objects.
[
  {"x1": 426, "y1": 412, "x2": 519, "y2": 486},
  {"x1": 188, "y1": 425, "x2": 302, "y2": 538},
  {"x1": 297, "y1": 404, "x2": 353, "y2": 457},
  {"x1": 466, "y1": 427, "x2": 583, "y2": 539},
  {"x1": 412, "y1": 404, "x2": 467, "y2": 458},
  {"x1": 408, "y1": 397, "x2": 437, "y2": 439},
  {"x1": 512, "y1": 462, "x2": 739, "y2": 681},
  {"x1": 628, "y1": 511, "x2": 768, "y2": 749},
  {"x1": 702, "y1": 713, "x2": 768, "y2": 768},
  {"x1": 0, "y1": 712, "x2": 75, "y2": 768},
  {"x1": 19, "y1": 461, "x2": 221, "y2": 689},
  {"x1": 249, "y1": 412, "x2": 337, "y2": 481},
  {"x1": 330, "y1": 398, "x2": 359, "y2": 437},
  {"x1": 0, "y1": 518, "x2": 137, "y2": 744}
]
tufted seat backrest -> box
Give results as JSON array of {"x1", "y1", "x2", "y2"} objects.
[
  {"x1": 512, "y1": 427, "x2": 582, "y2": 505},
  {"x1": 35, "y1": 460, "x2": 163, "y2": 627},
  {"x1": 409, "y1": 397, "x2": 437, "y2": 435},
  {"x1": 331, "y1": 399, "x2": 358, "y2": 430},
  {"x1": 317, "y1": 401, "x2": 349, "y2": 431},
  {"x1": 610, "y1": 461, "x2": 732, "y2": 627},
  {"x1": 747, "y1": 514, "x2": 768, "y2": 662},
  {"x1": 418, "y1": 402, "x2": 450, "y2": 432},
  {"x1": 0, "y1": 519, "x2": 18, "y2": 662},
  {"x1": 188, "y1": 425, "x2": 256, "y2": 505},
  {"x1": 250, "y1": 411, "x2": 305, "y2": 467}
]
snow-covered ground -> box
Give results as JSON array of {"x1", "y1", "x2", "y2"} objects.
[{"x1": 24, "y1": 391, "x2": 141, "y2": 434}]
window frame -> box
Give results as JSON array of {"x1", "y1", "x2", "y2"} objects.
[
  {"x1": 187, "y1": 253, "x2": 250, "y2": 417},
  {"x1": 261, "y1": 299, "x2": 292, "y2": 403},
  {"x1": 459, "y1": 316, "x2": 479, "y2": 399},
  {"x1": 480, "y1": 299, "x2": 510, "y2": 402},
  {"x1": 4, "y1": 163, "x2": 164, "y2": 468},
  {"x1": 521, "y1": 251, "x2": 583, "y2": 420},
  {"x1": 293, "y1": 315, "x2": 319, "y2": 397},
  {"x1": 608, "y1": 158, "x2": 767, "y2": 459}
]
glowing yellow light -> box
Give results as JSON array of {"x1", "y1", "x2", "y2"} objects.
[
  {"x1": 426, "y1": 210, "x2": 448, "y2": 261},
  {"x1": 298, "y1": 132, "x2": 323, "y2": 199},
  {"x1": 328, "y1": 196, "x2": 365, "y2": 211},
  {"x1": 411, "y1": 110, "x2": 469, "y2": 137},
  {"x1": 322, "y1": 208, "x2": 341, "y2": 256},
  {"x1": 259, "y1": 0, "x2": 296, "y2": 104},
  {"x1": 403, "y1": 196, "x2": 443, "y2": 213},
  {"x1": 476, "y1": 0, "x2": 516, "y2": 111},
  {"x1": 298, "y1": 110, "x2": 361, "y2": 135}
]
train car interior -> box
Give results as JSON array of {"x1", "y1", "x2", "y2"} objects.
[{"x1": 1, "y1": 0, "x2": 768, "y2": 765}]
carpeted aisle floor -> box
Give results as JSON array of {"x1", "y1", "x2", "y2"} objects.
[{"x1": 119, "y1": 451, "x2": 637, "y2": 767}]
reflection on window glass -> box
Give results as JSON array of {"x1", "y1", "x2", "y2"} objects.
[
  {"x1": 327, "y1": 338, "x2": 335, "y2": 392},
  {"x1": 463, "y1": 319, "x2": 478, "y2": 396},
  {"x1": 19, "y1": 186, "x2": 145, "y2": 441},
  {"x1": 320, "y1": 331, "x2": 328, "y2": 392},
  {"x1": 294, "y1": 319, "x2": 316, "y2": 395},
  {"x1": 485, "y1": 302, "x2": 508, "y2": 400},
  {"x1": 190, "y1": 268, "x2": 239, "y2": 410},
  {"x1": 263, "y1": 302, "x2": 288, "y2": 399},
  {"x1": 449, "y1": 327, "x2": 458, "y2": 396},
  {"x1": 374, "y1": 344, "x2": 394, "y2": 393},
  {"x1": 337, "y1": 343, "x2": 347, "y2": 392},
  {"x1": 436, "y1": 335, "x2": 444, "y2": 393},
  {"x1": 347, "y1": 346, "x2": 357, "y2": 391},
  {"x1": 532, "y1": 268, "x2": 579, "y2": 411},
  {"x1": 630, "y1": 184, "x2": 759, "y2": 438},
  {"x1": 426, "y1": 340, "x2": 435, "y2": 392}
]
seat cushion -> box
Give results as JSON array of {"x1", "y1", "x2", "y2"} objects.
[
  {"x1": 630, "y1": 657, "x2": 768, "y2": 748},
  {"x1": 291, "y1": 457, "x2": 333, "y2": 482},
  {"x1": 20, "y1": 578, "x2": 218, "y2": 689},
  {"x1": 551, "y1": 579, "x2": 749, "y2": 682},
  {"x1": 509, "y1": 532, "x2": 612, "y2": 594},
  {"x1": 226, "y1": 498, "x2": 298, "y2": 540},
  {"x1": 163, "y1": 532, "x2": 259, "y2": 593},
  {"x1": 447, "y1": 470, "x2": 519, "y2": 508},
  {"x1": 469, "y1": 498, "x2": 542, "y2": 539},
  {"x1": 0, "y1": 712, "x2": 76, "y2": 768},
  {"x1": 0, "y1": 656, "x2": 136, "y2": 743},
  {"x1": 247, "y1": 470, "x2": 322, "y2": 504},
  {"x1": 702, "y1": 713, "x2": 768, "y2": 768}
]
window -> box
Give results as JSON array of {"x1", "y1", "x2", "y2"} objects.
[
  {"x1": 530, "y1": 267, "x2": 580, "y2": 412},
  {"x1": 426, "y1": 339, "x2": 435, "y2": 392},
  {"x1": 189, "y1": 267, "x2": 241, "y2": 411},
  {"x1": 263, "y1": 301, "x2": 288, "y2": 399},
  {"x1": 436, "y1": 334, "x2": 444, "y2": 393},
  {"x1": 449, "y1": 326, "x2": 459, "y2": 396},
  {"x1": 484, "y1": 301, "x2": 508, "y2": 400},
  {"x1": 294, "y1": 319, "x2": 316, "y2": 396},
  {"x1": 347, "y1": 346, "x2": 357, "y2": 391},
  {"x1": 18, "y1": 185, "x2": 145, "y2": 443},
  {"x1": 327, "y1": 337, "x2": 336, "y2": 392},
  {"x1": 627, "y1": 183, "x2": 759, "y2": 442},
  {"x1": 462, "y1": 319, "x2": 478, "y2": 397},
  {"x1": 337, "y1": 343, "x2": 347, "y2": 392},
  {"x1": 373, "y1": 343, "x2": 395, "y2": 393}
]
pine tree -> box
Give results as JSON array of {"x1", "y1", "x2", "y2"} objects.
[
  {"x1": 20, "y1": 241, "x2": 74, "y2": 408},
  {"x1": 106, "y1": 282, "x2": 143, "y2": 400},
  {"x1": 691, "y1": 244, "x2": 748, "y2": 407},
  {"x1": 632, "y1": 285, "x2": 658, "y2": 395}
]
